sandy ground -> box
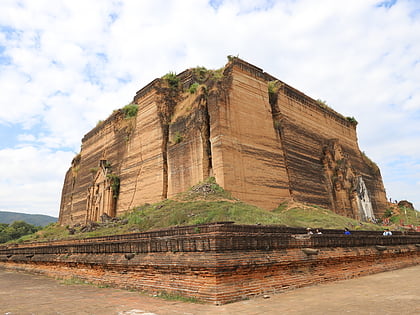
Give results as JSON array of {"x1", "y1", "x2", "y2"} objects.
[{"x1": 1, "y1": 264, "x2": 419, "y2": 315}]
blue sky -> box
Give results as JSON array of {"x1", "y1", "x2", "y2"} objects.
[{"x1": 0, "y1": 0, "x2": 419, "y2": 216}]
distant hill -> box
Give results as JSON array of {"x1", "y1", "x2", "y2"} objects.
[{"x1": 0, "y1": 211, "x2": 57, "y2": 226}]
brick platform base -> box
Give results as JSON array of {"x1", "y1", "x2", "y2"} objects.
[{"x1": 1, "y1": 223, "x2": 419, "y2": 304}]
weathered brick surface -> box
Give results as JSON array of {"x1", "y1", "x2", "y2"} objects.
[
  {"x1": 59, "y1": 58, "x2": 388, "y2": 226},
  {"x1": 1, "y1": 223, "x2": 419, "y2": 304}
]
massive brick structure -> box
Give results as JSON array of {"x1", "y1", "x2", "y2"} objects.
[{"x1": 59, "y1": 57, "x2": 387, "y2": 225}]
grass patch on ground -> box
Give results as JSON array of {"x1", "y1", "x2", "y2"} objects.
[
  {"x1": 272, "y1": 203, "x2": 381, "y2": 230},
  {"x1": 155, "y1": 291, "x2": 204, "y2": 303},
  {"x1": 122, "y1": 199, "x2": 284, "y2": 230},
  {"x1": 59, "y1": 277, "x2": 111, "y2": 289},
  {"x1": 384, "y1": 206, "x2": 420, "y2": 226}
]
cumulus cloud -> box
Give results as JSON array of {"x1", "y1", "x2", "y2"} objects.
[
  {"x1": 0, "y1": 146, "x2": 73, "y2": 214},
  {"x1": 0, "y1": 0, "x2": 419, "y2": 215}
]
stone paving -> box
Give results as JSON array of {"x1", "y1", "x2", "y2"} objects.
[{"x1": 1, "y1": 265, "x2": 419, "y2": 315}]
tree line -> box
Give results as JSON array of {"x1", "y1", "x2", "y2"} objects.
[{"x1": 0, "y1": 221, "x2": 41, "y2": 243}]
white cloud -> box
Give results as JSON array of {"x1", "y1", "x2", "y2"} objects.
[
  {"x1": 0, "y1": 146, "x2": 73, "y2": 215},
  {"x1": 17, "y1": 134, "x2": 36, "y2": 142},
  {"x1": 0, "y1": 0, "x2": 419, "y2": 215}
]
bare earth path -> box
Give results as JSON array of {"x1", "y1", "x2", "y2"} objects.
[{"x1": 1, "y1": 265, "x2": 419, "y2": 315}]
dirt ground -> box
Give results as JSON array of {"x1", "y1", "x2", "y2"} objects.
[{"x1": 1, "y1": 265, "x2": 419, "y2": 315}]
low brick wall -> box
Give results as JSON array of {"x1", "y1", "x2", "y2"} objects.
[{"x1": 1, "y1": 222, "x2": 419, "y2": 304}]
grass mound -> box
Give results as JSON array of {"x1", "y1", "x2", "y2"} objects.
[
  {"x1": 174, "y1": 177, "x2": 234, "y2": 201},
  {"x1": 14, "y1": 178, "x2": 406, "y2": 243},
  {"x1": 272, "y1": 202, "x2": 381, "y2": 230}
]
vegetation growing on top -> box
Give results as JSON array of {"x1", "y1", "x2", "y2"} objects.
[
  {"x1": 316, "y1": 99, "x2": 330, "y2": 108},
  {"x1": 268, "y1": 80, "x2": 282, "y2": 105},
  {"x1": 162, "y1": 72, "x2": 180, "y2": 89},
  {"x1": 121, "y1": 103, "x2": 138, "y2": 119},
  {"x1": 189, "y1": 66, "x2": 225, "y2": 88},
  {"x1": 212, "y1": 68, "x2": 224, "y2": 80},
  {"x1": 346, "y1": 116, "x2": 358, "y2": 125},
  {"x1": 227, "y1": 54, "x2": 239, "y2": 62},
  {"x1": 192, "y1": 66, "x2": 208, "y2": 82},
  {"x1": 268, "y1": 80, "x2": 281, "y2": 95}
]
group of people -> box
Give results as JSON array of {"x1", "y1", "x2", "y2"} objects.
[
  {"x1": 306, "y1": 227, "x2": 393, "y2": 236},
  {"x1": 382, "y1": 228, "x2": 393, "y2": 236},
  {"x1": 306, "y1": 228, "x2": 322, "y2": 235}
]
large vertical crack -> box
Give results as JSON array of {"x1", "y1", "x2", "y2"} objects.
[
  {"x1": 268, "y1": 83, "x2": 294, "y2": 198},
  {"x1": 198, "y1": 92, "x2": 213, "y2": 178},
  {"x1": 156, "y1": 75, "x2": 182, "y2": 199},
  {"x1": 161, "y1": 123, "x2": 169, "y2": 199}
]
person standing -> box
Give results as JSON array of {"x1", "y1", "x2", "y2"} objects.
[{"x1": 383, "y1": 229, "x2": 392, "y2": 236}]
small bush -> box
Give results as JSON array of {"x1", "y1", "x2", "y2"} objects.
[
  {"x1": 188, "y1": 82, "x2": 199, "y2": 94},
  {"x1": 121, "y1": 103, "x2": 138, "y2": 119},
  {"x1": 162, "y1": 72, "x2": 180, "y2": 89},
  {"x1": 211, "y1": 68, "x2": 224, "y2": 80},
  {"x1": 268, "y1": 80, "x2": 280, "y2": 95},
  {"x1": 106, "y1": 174, "x2": 120, "y2": 198},
  {"x1": 227, "y1": 54, "x2": 239, "y2": 62},
  {"x1": 346, "y1": 116, "x2": 358, "y2": 125},
  {"x1": 383, "y1": 208, "x2": 393, "y2": 218},
  {"x1": 193, "y1": 66, "x2": 208, "y2": 82},
  {"x1": 173, "y1": 131, "x2": 183, "y2": 144}
]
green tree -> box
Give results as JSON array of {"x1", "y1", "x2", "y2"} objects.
[{"x1": 0, "y1": 221, "x2": 40, "y2": 243}]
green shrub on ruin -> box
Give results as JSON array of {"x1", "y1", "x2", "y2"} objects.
[
  {"x1": 346, "y1": 116, "x2": 358, "y2": 125},
  {"x1": 192, "y1": 66, "x2": 208, "y2": 82},
  {"x1": 162, "y1": 72, "x2": 180, "y2": 89},
  {"x1": 172, "y1": 131, "x2": 183, "y2": 144},
  {"x1": 188, "y1": 82, "x2": 199, "y2": 94},
  {"x1": 121, "y1": 103, "x2": 138, "y2": 119},
  {"x1": 268, "y1": 80, "x2": 280, "y2": 95},
  {"x1": 211, "y1": 68, "x2": 224, "y2": 80},
  {"x1": 316, "y1": 99, "x2": 334, "y2": 111},
  {"x1": 106, "y1": 174, "x2": 120, "y2": 199}
]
